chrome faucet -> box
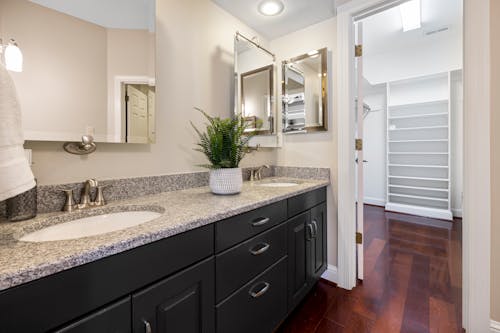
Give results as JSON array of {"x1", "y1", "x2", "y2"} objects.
[
  {"x1": 62, "y1": 179, "x2": 107, "y2": 212},
  {"x1": 250, "y1": 165, "x2": 270, "y2": 181}
]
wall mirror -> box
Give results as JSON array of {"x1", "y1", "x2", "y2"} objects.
[
  {"x1": 234, "y1": 32, "x2": 276, "y2": 135},
  {"x1": 0, "y1": 0, "x2": 156, "y2": 144},
  {"x1": 282, "y1": 48, "x2": 328, "y2": 133}
]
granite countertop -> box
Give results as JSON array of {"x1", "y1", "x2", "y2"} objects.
[{"x1": 0, "y1": 177, "x2": 329, "y2": 291}]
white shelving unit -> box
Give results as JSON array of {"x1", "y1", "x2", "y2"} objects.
[{"x1": 385, "y1": 73, "x2": 453, "y2": 220}]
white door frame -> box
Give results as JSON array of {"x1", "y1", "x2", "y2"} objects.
[{"x1": 335, "y1": 0, "x2": 491, "y2": 331}]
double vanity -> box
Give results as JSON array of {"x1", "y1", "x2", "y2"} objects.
[{"x1": 0, "y1": 178, "x2": 328, "y2": 333}]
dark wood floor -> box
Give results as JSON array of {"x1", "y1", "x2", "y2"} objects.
[{"x1": 277, "y1": 205, "x2": 462, "y2": 333}]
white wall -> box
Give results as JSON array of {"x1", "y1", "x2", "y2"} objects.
[
  {"x1": 363, "y1": 88, "x2": 386, "y2": 206},
  {"x1": 270, "y1": 17, "x2": 338, "y2": 266},
  {"x1": 23, "y1": 0, "x2": 276, "y2": 185}
]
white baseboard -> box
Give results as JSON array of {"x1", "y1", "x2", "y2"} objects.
[
  {"x1": 452, "y1": 208, "x2": 463, "y2": 218},
  {"x1": 491, "y1": 319, "x2": 500, "y2": 332},
  {"x1": 364, "y1": 197, "x2": 386, "y2": 207},
  {"x1": 321, "y1": 265, "x2": 338, "y2": 284},
  {"x1": 385, "y1": 202, "x2": 453, "y2": 221}
]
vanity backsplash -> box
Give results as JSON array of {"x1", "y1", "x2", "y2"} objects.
[{"x1": 0, "y1": 166, "x2": 330, "y2": 218}]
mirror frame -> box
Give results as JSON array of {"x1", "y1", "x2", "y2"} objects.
[
  {"x1": 240, "y1": 64, "x2": 274, "y2": 135},
  {"x1": 282, "y1": 47, "x2": 328, "y2": 133}
]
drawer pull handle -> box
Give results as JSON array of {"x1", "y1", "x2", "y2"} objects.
[
  {"x1": 143, "y1": 319, "x2": 152, "y2": 333},
  {"x1": 251, "y1": 217, "x2": 270, "y2": 227},
  {"x1": 249, "y1": 282, "x2": 270, "y2": 298},
  {"x1": 250, "y1": 243, "x2": 270, "y2": 256}
]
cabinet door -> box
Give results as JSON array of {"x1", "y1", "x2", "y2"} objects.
[
  {"x1": 132, "y1": 257, "x2": 215, "y2": 333},
  {"x1": 309, "y1": 203, "x2": 327, "y2": 282},
  {"x1": 55, "y1": 297, "x2": 131, "y2": 333},
  {"x1": 287, "y1": 211, "x2": 312, "y2": 310}
]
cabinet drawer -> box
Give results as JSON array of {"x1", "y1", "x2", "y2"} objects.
[
  {"x1": 216, "y1": 223, "x2": 286, "y2": 302},
  {"x1": 55, "y1": 297, "x2": 131, "y2": 333},
  {"x1": 216, "y1": 257, "x2": 287, "y2": 333},
  {"x1": 287, "y1": 187, "x2": 326, "y2": 218},
  {"x1": 216, "y1": 200, "x2": 287, "y2": 252}
]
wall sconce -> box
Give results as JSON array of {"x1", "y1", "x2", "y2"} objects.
[{"x1": 0, "y1": 38, "x2": 23, "y2": 72}]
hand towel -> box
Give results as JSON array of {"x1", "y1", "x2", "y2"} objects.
[{"x1": 0, "y1": 63, "x2": 35, "y2": 201}]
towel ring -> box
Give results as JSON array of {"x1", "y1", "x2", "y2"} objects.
[{"x1": 63, "y1": 135, "x2": 97, "y2": 155}]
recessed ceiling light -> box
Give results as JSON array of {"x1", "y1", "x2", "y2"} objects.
[
  {"x1": 258, "y1": 0, "x2": 285, "y2": 16},
  {"x1": 400, "y1": 0, "x2": 421, "y2": 32}
]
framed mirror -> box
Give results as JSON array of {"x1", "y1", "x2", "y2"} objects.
[
  {"x1": 0, "y1": 0, "x2": 156, "y2": 143},
  {"x1": 282, "y1": 48, "x2": 328, "y2": 133},
  {"x1": 234, "y1": 33, "x2": 275, "y2": 135}
]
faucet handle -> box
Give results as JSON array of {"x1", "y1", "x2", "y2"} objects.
[
  {"x1": 62, "y1": 189, "x2": 76, "y2": 212},
  {"x1": 94, "y1": 185, "x2": 109, "y2": 207}
]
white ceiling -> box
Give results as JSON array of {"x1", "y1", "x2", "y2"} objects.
[
  {"x1": 29, "y1": 0, "x2": 155, "y2": 31},
  {"x1": 362, "y1": 0, "x2": 462, "y2": 56},
  {"x1": 212, "y1": 0, "x2": 337, "y2": 40}
]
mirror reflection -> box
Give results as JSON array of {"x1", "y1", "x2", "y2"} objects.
[
  {"x1": 0, "y1": 0, "x2": 156, "y2": 143},
  {"x1": 234, "y1": 33, "x2": 275, "y2": 135},
  {"x1": 282, "y1": 48, "x2": 328, "y2": 133}
]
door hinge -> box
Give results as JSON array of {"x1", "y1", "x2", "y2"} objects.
[
  {"x1": 355, "y1": 44, "x2": 363, "y2": 57},
  {"x1": 356, "y1": 232, "x2": 363, "y2": 244},
  {"x1": 125, "y1": 95, "x2": 129, "y2": 103},
  {"x1": 355, "y1": 138, "x2": 363, "y2": 151}
]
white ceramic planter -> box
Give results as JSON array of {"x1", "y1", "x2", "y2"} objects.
[{"x1": 209, "y1": 168, "x2": 243, "y2": 195}]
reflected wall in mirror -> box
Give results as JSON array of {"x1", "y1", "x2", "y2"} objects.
[
  {"x1": 282, "y1": 48, "x2": 328, "y2": 133},
  {"x1": 0, "y1": 0, "x2": 156, "y2": 143},
  {"x1": 234, "y1": 33, "x2": 275, "y2": 135}
]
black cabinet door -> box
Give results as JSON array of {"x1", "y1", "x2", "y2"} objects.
[
  {"x1": 309, "y1": 203, "x2": 327, "y2": 282},
  {"x1": 132, "y1": 257, "x2": 215, "y2": 333},
  {"x1": 286, "y1": 211, "x2": 312, "y2": 310},
  {"x1": 55, "y1": 297, "x2": 131, "y2": 333}
]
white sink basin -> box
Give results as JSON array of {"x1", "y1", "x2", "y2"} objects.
[
  {"x1": 257, "y1": 182, "x2": 299, "y2": 188},
  {"x1": 19, "y1": 211, "x2": 162, "y2": 242}
]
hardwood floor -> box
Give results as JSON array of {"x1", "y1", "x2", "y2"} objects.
[{"x1": 277, "y1": 205, "x2": 462, "y2": 333}]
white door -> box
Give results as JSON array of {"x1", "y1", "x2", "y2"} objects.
[
  {"x1": 126, "y1": 85, "x2": 148, "y2": 144},
  {"x1": 355, "y1": 22, "x2": 365, "y2": 281}
]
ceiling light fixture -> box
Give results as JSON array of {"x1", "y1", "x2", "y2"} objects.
[
  {"x1": 399, "y1": 0, "x2": 421, "y2": 32},
  {"x1": 1, "y1": 39, "x2": 23, "y2": 72},
  {"x1": 258, "y1": 0, "x2": 285, "y2": 16}
]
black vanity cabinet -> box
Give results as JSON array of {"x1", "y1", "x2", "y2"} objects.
[
  {"x1": 132, "y1": 257, "x2": 215, "y2": 333},
  {"x1": 287, "y1": 191, "x2": 328, "y2": 311},
  {"x1": 0, "y1": 186, "x2": 327, "y2": 333}
]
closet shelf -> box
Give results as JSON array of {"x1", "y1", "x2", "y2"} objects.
[
  {"x1": 388, "y1": 193, "x2": 449, "y2": 202},
  {"x1": 388, "y1": 175, "x2": 449, "y2": 182},
  {"x1": 389, "y1": 125, "x2": 448, "y2": 131},
  {"x1": 389, "y1": 139, "x2": 448, "y2": 143},
  {"x1": 388, "y1": 99, "x2": 448, "y2": 109},
  {"x1": 388, "y1": 152, "x2": 449, "y2": 155},
  {"x1": 388, "y1": 164, "x2": 448, "y2": 168},
  {"x1": 388, "y1": 184, "x2": 449, "y2": 192},
  {"x1": 388, "y1": 112, "x2": 448, "y2": 120}
]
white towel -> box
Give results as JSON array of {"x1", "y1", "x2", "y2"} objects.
[{"x1": 0, "y1": 63, "x2": 35, "y2": 201}]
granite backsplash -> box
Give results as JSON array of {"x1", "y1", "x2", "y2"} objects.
[{"x1": 0, "y1": 166, "x2": 330, "y2": 217}]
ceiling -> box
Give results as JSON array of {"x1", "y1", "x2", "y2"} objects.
[
  {"x1": 362, "y1": 0, "x2": 462, "y2": 56},
  {"x1": 29, "y1": 0, "x2": 155, "y2": 31},
  {"x1": 212, "y1": 0, "x2": 337, "y2": 40}
]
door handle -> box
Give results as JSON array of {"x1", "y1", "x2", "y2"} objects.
[
  {"x1": 355, "y1": 158, "x2": 368, "y2": 164},
  {"x1": 250, "y1": 243, "x2": 270, "y2": 256},
  {"x1": 251, "y1": 217, "x2": 270, "y2": 227},
  {"x1": 249, "y1": 282, "x2": 270, "y2": 298},
  {"x1": 143, "y1": 319, "x2": 152, "y2": 333},
  {"x1": 312, "y1": 220, "x2": 318, "y2": 238},
  {"x1": 307, "y1": 224, "x2": 314, "y2": 240}
]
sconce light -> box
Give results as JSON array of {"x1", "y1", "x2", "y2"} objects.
[{"x1": 1, "y1": 38, "x2": 23, "y2": 72}]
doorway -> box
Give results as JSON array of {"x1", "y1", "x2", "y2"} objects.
[{"x1": 354, "y1": 0, "x2": 463, "y2": 330}]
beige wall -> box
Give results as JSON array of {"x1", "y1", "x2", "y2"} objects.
[
  {"x1": 1, "y1": 0, "x2": 108, "y2": 141},
  {"x1": 491, "y1": 0, "x2": 500, "y2": 322},
  {"x1": 23, "y1": 0, "x2": 276, "y2": 185},
  {"x1": 270, "y1": 18, "x2": 338, "y2": 266}
]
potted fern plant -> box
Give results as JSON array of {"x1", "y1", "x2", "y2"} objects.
[{"x1": 191, "y1": 108, "x2": 254, "y2": 195}]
